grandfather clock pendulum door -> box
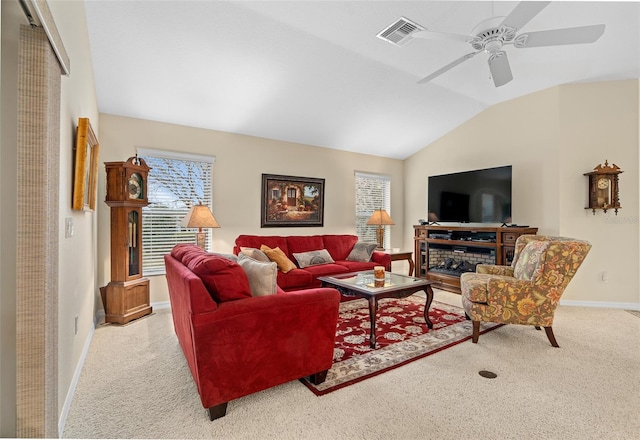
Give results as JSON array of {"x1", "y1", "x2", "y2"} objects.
[{"x1": 101, "y1": 156, "x2": 152, "y2": 324}]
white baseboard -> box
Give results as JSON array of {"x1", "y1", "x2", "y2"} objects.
[
  {"x1": 152, "y1": 301, "x2": 171, "y2": 310},
  {"x1": 559, "y1": 299, "x2": 640, "y2": 310},
  {"x1": 58, "y1": 314, "x2": 98, "y2": 437}
]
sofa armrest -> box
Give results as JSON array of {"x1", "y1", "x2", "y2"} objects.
[
  {"x1": 189, "y1": 288, "x2": 340, "y2": 408},
  {"x1": 371, "y1": 251, "x2": 391, "y2": 270},
  {"x1": 477, "y1": 264, "x2": 514, "y2": 277}
]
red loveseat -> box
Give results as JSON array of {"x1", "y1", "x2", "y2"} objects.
[
  {"x1": 233, "y1": 234, "x2": 391, "y2": 292},
  {"x1": 164, "y1": 244, "x2": 340, "y2": 420}
]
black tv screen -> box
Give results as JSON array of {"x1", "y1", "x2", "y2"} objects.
[{"x1": 428, "y1": 166, "x2": 512, "y2": 224}]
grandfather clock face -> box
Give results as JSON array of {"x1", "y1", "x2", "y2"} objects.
[{"x1": 127, "y1": 172, "x2": 143, "y2": 200}]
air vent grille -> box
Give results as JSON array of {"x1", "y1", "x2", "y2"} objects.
[{"x1": 377, "y1": 17, "x2": 426, "y2": 46}]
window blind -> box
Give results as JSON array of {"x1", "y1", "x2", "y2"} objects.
[
  {"x1": 138, "y1": 148, "x2": 215, "y2": 275},
  {"x1": 355, "y1": 172, "x2": 391, "y2": 246}
]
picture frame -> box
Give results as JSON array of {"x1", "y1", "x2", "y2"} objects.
[
  {"x1": 72, "y1": 118, "x2": 100, "y2": 211},
  {"x1": 261, "y1": 174, "x2": 325, "y2": 227}
]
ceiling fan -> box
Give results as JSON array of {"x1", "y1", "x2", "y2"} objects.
[{"x1": 377, "y1": 1, "x2": 606, "y2": 87}]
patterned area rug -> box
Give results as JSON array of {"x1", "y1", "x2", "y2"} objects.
[{"x1": 301, "y1": 296, "x2": 502, "y2": 395}]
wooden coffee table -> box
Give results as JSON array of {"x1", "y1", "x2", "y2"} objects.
[{"x1": 318, "y1": 270, "x2": 436, "y2": 348}]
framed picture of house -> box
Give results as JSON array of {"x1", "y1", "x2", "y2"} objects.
[
  {"x1": 261, "y1": 174, "x2": 325, "y2": 227},
  {"x1": 72, "y1": 118, "x2": 100, "y2": 211}
]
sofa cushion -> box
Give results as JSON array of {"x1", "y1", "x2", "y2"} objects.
[
  {"x1": 186, "y1": 254, "x2": 252, "y2": 303},
  {"x1": 286, "y1": 235, "x2": 325, "y2": 257},
  {"x1": 336, "y1": 260, "x2": 379, "y2": 272},
  {"x1": 514, "y1": 240, "x2": 549, "y2": 281},
  {"x1": 172, "y1": 244, "x2": 238, "y2": 264},
  {"x1": 303, "y1": 263, "x2": 350, "y2": 280},
  {"x1": 239, "y1": 247, "x2": 270, "y2": 262},
  {"x1": 346, "y1": 241, "x2": 378, "y2": 262},
  {"x1": 171, "y1": 243, "x2": 202, "y2": 261},
  {"x1": 260, "y1": 245, "x2": 297, "y2": 273},
  {"x1": 322, "y1": 235, "x2": 358, "y2": 260},
  {"x1": 181, "y1": 248, "x2": 209, "y2": 267},
  {"x1": 237, "y1": 254, "x2": 277, "y2": 297},
  {"x1": 276, "y1": 268, "x2": 313, "y2": 290},
  {"x1": 293, "y1": 249, "x2": 335, "y2": 268}
]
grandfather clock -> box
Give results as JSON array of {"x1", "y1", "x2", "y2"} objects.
[{"x1": 100, "y1": 156, "x2": 152, "y2": 324}]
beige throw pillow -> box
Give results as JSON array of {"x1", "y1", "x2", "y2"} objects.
[
  {"x1": 237, "y1": 254, "x2": 278, "y2": 296},
  {"x1": 239, "y1": 246, "x2": 271, "y2": 262},
  {"x1": 346, "y1": 242, "x2": 378, "y2": 262},
  {"x1": 293, "y1": 249, "x2": 335, "y2": 268}
]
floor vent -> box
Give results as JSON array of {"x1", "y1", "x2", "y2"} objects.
[{"x1": 376, "y1": 16, "x2": 425, "y2": 46}]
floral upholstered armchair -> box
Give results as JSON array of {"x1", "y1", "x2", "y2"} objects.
[{"x1": 460, "y1": 235, "x2": 591, "y2": 347}]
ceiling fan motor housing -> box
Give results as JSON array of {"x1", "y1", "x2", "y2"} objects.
[{"x1": 470, "y1": 16, "x2": 517, "y2": 53}]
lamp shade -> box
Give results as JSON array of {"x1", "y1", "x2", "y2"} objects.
[
  {"x1": 180, "y1": 203, "x2": 220, "y2": 230},
  {"x1": 366, "y1": 209, "x2": 395, "y2": 226}
]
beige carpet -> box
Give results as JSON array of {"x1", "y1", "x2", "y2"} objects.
[{"x1": 63, "y1": 290, "x2": 640, "y2": 439}]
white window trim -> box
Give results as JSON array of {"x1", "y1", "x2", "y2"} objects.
[{"x1": 137, "y1": 147, "x2": 216, "y2": 164}]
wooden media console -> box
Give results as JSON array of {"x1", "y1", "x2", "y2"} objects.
[{"x1": 413, "y1": 225, "x2": 537, "y2": 294}]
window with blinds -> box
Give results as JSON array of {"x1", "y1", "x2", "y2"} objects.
[
  {"x1": 355, "y1": 172, "x2": 391, "y2": 246},
  {"x1": 138, "y1": 148, "x2": 215, "y2": 276}
]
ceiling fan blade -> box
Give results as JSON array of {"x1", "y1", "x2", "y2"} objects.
[
  {"x1": 488, "y1": 51, "x2": 513, "y2": 87},
  {"x1": 417, "y1": 52, "x2": 479, "y2": 84},
  {"x1": 412, "y1": 29, "x2": 469, "y2": 43},
  {"x1": 500, "y1": 1, "x2": 551, "y2": 31},
  {"x1": 514, "y1": 24, "x2": 606, "y2": 48}
]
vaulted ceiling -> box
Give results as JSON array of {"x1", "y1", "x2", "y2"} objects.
[{"x1": 84, "y1": 1, "x2": 639, "y2": 159}]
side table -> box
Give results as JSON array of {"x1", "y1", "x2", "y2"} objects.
[{"x1": 382, "y1": 250, "x2": 414, "y2": 276}]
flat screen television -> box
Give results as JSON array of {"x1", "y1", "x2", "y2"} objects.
[{"x1": 427, "y1": 165, "x2": 512, "y2": 224}]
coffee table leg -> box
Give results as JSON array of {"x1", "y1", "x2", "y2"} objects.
[
  {"x1": 424, "y1": 286, "x2": 434, "y2": 329},
  {"x1": 368, "y1": 296, "x2": 377, "y2": 348}
]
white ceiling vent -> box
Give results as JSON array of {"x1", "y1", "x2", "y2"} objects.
[{"x1": 376, "y1": 17, "x2": 426, "y2": 46}]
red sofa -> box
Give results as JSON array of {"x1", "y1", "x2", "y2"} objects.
[
  {"x1": 164, "y1": 244, "x2": 340, "y2": 420},
  {"x1": 233, "y1": 234, "x2": 391, "y2": 292}
]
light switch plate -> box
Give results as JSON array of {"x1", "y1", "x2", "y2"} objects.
[{"x1": 65, "y1": 217, "x2": 73, "y2": 238}]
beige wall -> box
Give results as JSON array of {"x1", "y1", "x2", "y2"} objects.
[
  {"x1": 404, "y1": 80, "x2": 639, "y2": 306},
  {"x1": 96, "y1": 114, "x2": 405, "y2": 304},
  {"x1": 50, "y1": 0, "x2": 100, "y2": 429},
  {"x1": 1, "y1": 0, "x2": 98, "y2": 436}
]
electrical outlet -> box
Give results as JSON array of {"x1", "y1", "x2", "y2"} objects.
[
  {"x1": 65, "y1": 218, "x2": 73, "y2": 238},
  {"x1": 74, "y1": 315, "x2": 78, "y2": 335}
]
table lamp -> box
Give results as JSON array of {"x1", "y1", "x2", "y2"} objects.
[
  {"x1": 180, "y1": 202, "x2": 220, "y2": 250},
  {"x1": 366, "y1": 208, "x2": 394, "y2": 249}
]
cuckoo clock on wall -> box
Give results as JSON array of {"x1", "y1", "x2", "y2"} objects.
[
  {"x1": 100, "y1": 155, "x2": 152, "y2": 324},
  {"x1": 584, "y1": 160, "x2": 622, "y2": 215}
]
